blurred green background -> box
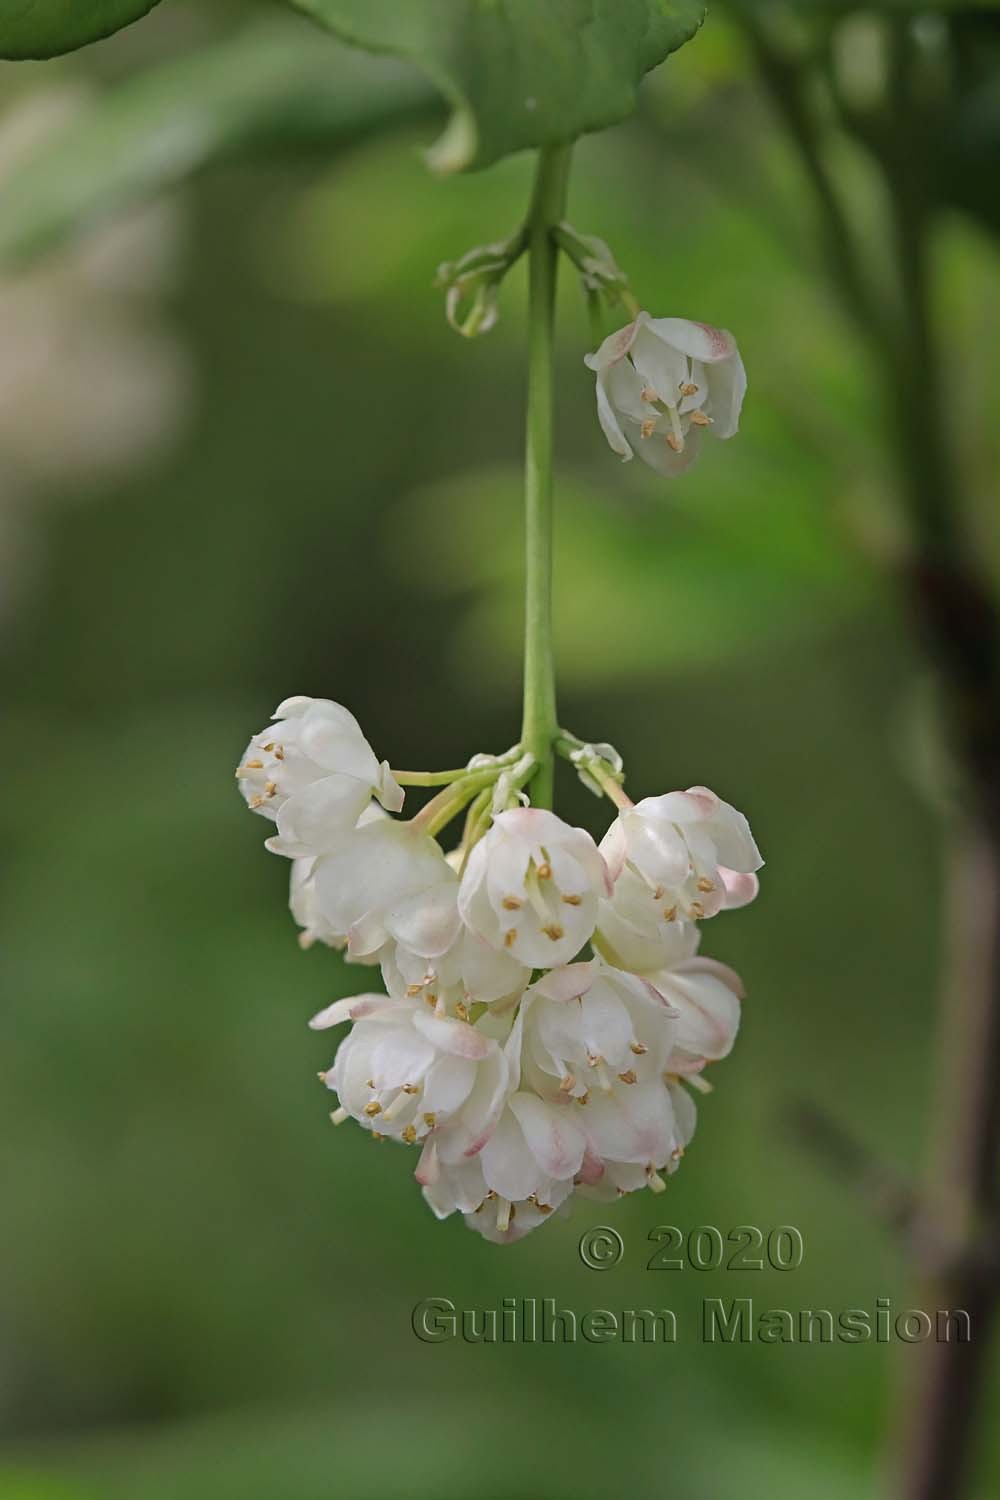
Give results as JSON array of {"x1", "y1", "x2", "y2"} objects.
[{"x1": 1, "y1": 3, "x2": 999, "y2": 1498}]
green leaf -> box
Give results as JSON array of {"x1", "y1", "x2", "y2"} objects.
[
  {"x1": 0, "y1": 18, "x2": 437, "y2": 266},
  {"x1": 290, "y1": 0, "x2": 706, "y2": 172},
  {"x1": 0, "y1": 0, "x2": 159, "y2": 59}
]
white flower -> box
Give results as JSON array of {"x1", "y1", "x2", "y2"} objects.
[
  {"x1": 517, "y1": 961, "x2": 691, "y2": 1193},
  {"x1": 288, "y1": 804, "x2": 389, "y2": 950},
  {"x1": 651, "y1": 956, "x2": 745, "y2": 1071},
  {"x1": 309, "y1": 819, "x2": 456, "y2": 961},
  {"x1": 458, "y1": 807, "x2": 610, "y2": 967},
  {"x1": 585, "y1": 313, "x2": 746, "y2": 477},
  {"x1": 600, "y1": 786, "x2": 762, "y2": 927},
  {"x1": 311, "y1": 993, "x2": 509, "y2": 1152},
  {"x1": 422, "y1": 1091, "x2": 588, "y2": 1244},
  {"x1": 595, "y1": 895, "x2": 700, "y2": 977},
  {"x1": 236, "y1": 695, "x2": 402, "y2": 841},
  {"x1": 379, "y1": 877, "x2": 530, "y2": 1013}
]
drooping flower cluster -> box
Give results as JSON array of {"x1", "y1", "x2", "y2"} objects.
[{"x1": 237, "y1": 699, "x2": 762, "y2": 1243}]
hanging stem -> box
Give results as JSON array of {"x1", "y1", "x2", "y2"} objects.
[{"x1": 520, "y1": 144, "x2": 572, "y2": 810}]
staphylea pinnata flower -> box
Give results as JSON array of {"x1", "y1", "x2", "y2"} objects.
[
  {"x1": 311, "y1": 993, "x2": 510, "y2": 1154},
  {"x1": 517, "y1": 961, "x2": 693, "y2": 1195},
  {"x1": 585, "y1": 312, "x2": 746, "y2": 476},
  {"x1": 458, "y1": 806, "x2": 611, "y2": 967},
  {"x1": 601, "y1": 785, "x2": 763, "y2": 925},
  {"x1": 237, "y1": 695, "x2": 402, "y2": 836}
]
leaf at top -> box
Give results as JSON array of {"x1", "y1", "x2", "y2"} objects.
[
  {"x1": 0, "y1": 0, "x2": 160, "y2": 59},
  {"x1": 290, "y1": 0, "x2": 706, "y2": 172}
]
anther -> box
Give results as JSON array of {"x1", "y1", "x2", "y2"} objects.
[
  {"x1": 542, "y1": 923, "x2": 564, "y2": 942},
  {"x1": 630, "y1": 1042, "x2": 648, "y2": 1056},
  {"x1": 640, "y1": 418, "x2": 657, "y2": 440},
  {"x1": 363, "y1": 1100, "x2": 382, "y2": 1117},
  {"x1": 504, "y1": 929, "x2": 518, "y2": 948},
  {"x1": 454, "y1": 1001, "x2": 470, "y2": 1022},
  {"x1": 689, "y1": 900, "x2": 705, "y2": 919},
  {"x1": 501, "y1": 897, "x2": 523, "y2": 911},
  {"x1": 662, "y1": 905, "x2": 677, "y2": 922},
  {"x1": 640, "y1": 385, "x2": 658, "y2": 403},
  {"x1": 665, "y1": 433, "x2": 683, "y2": 453},
  {"x1": 690, "y1": 410, "x2": 712, "y2": 427},
  {"x1": 244, "y1": 758, "x2": 263, "y2": 770},
  {"x1": 401, "y1": 1124, "x2": 417, "y2": 1144},
  {"x1": 618, "y1": 1069, "x2": 638, "y2": 1085},
  {"x1": 536, "y1": 861, "x2": 552, "y2": 880},
  {"x1": 696, "y1": 876, "x2": 715, "y2": 892},
  {"x1": 559, "y1": 1074, "x2": 576, "y2": 1093},
  {"x1": 249, "y1": 795, "x2": 264, "y2": 809},
  {"x1": 423, "y1": 1112, "x2": 437, "y2": 1128},
  {"x1": 679, "y1": 382, "x2": 699, "y2": 397},
  {"x1": 562, "y1": 894, "x2": 582, "y2": 906}
]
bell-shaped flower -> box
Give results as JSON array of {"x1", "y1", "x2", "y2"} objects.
[
  {"x1": 517, "y1": 961, "x2": 689, "y2": 1192},
  {"x1": 311, "y1": 993, "x2": 509, "y2": 1153},
  {"x1": 649, "y1": 956, "x2": 745, "y2": 1071},
  {"x1": 380, "y1": 881, "x2": 530, "y2": 1017},
  {"x1": 584, "y1": 313, "x2": 746, "y2": 477},
  {"x1": 421, "y1": 1090, "x2": 588, "y2": 1243},
  {"x1": 600, "y1": 786, "x2": 762, "y2": 926},
  {"x1": 236, "y1": 695, "x2": 402, "y2": 844},
  {"x1": 307, "y1": 819, "x2": 456, "y2": 962},
  {"x1": 576, "y1": 1079, "x2": 698, "y2": 1201},
  {"x1": 422, "y1": 1151, "x2": 577, "y2": 1244},
  {"x1": 458, "y1": 807, "x2": 610, "y2": 967},
  {"x1": 595, "y1": 893, "x2": 700, "y2": 977}
]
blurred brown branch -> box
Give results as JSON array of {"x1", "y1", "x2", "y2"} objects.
[{"x1": 731, "y1": 8, "x2": 1000, "y2": 1500}]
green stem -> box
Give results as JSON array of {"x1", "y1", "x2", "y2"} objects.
[
  {"x1": 410, "y1": 767, "x2": 504, "y2": 838},
  {"x1": 520, "y1": 144, "x2": 572, "y2": 810},
  {"x1": 394, "y1": 768, "x2": 474, "y2": 787}
]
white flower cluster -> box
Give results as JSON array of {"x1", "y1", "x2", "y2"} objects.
[{"x1": 237, "y1": 697, "x2": 763, "y2": 1244}]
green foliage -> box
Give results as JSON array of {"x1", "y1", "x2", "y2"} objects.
[
  {"x1": 290, "y1": 0, "x2": 706, "y2": 171},
  {"x1": 0, "y1": 18, "x2": 436, "y2": 266},
  {"x1": 0, "y1": 0, "x2": 159, "y2": 59}
]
